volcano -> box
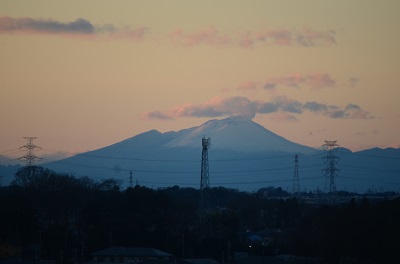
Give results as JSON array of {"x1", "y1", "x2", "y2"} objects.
[{"x1": 42, "y1": 117, "x2": 400, "y2": 193}]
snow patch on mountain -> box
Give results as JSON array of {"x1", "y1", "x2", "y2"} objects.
[{"x1": 164, "y1": 117, "x2": 315, "y2": 153}]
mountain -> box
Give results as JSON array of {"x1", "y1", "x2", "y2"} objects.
[
  {"x1": 42, "y1": 118, "x2": 399, "y2": 193},
  {"x1": 163, "y1": 117, "x2": 316, "y2": 153},
  {"x1": 0, "y1": 163, "x2": 21, "y2": 186},
  {"x1": 0, "y1": 155, "x2": 22, "y2": 186}
]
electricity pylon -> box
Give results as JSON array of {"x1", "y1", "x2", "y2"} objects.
[
  {"x1": 292, "y1": 154, "x2": 300, "y2": 197},
  {"x1": 199, "y1": 137, "x2": 211, "y2": 238},
  {"x1": 19, "y1": 137, "x2": 42, "y2": 166},
  {"x1": 322, "y1": 140, "x2": 340, "y2": 193}
]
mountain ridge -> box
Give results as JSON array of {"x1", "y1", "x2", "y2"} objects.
[
  {"x1": 151, "y1": 117, "x2": 316, "y2": 154},
  {"x1": 2, "y1": 118, "x2": 398, "y2": 192}
]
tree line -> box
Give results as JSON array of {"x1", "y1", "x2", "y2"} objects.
[{"x1": 1, "y1": 166, "x2": 399, "y2": 263}]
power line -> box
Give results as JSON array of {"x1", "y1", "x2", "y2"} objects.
[
  {"x1": 2, "y1": 142, "x2": 396, "y2": 191},
  {"x1": 40, "y1": 146, "x2": 317, "y2": 163},
  {"x1": 0, "y1": 148, "x2": 23, "y2": 155},
  {"x1": 37, "y1": 154, "x2": 400, "y2": 180}
]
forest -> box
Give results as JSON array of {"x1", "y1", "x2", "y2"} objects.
[{"x1": 1, "y1": 166, "x2": 400, "y2": 264}]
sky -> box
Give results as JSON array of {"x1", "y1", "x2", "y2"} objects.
[{"x1": 1, "y1": 0, "x2": 400, "y2": 163}]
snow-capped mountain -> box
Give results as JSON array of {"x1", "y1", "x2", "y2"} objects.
[
  {"x1": 164, "y1": 117, "x2": 316, "y2": 153},
  {"x1": 41, "y1": 117, "x2": 399, "y2": 193}
]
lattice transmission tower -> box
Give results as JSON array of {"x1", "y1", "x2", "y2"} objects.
[
  {"x1": 19, "y1": 137, "x2": 42, "y2": 166},
  {"x1": 321, "y1": 140, "x2": 340, "y2": 193},
  {"x1": 199, "y1": 137, "x2": 211, "y2": 237},
  {"x1": 292, "y1": 154, "x2": 300, "y2": 197}
]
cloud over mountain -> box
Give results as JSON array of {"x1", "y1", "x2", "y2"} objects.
[
  {"x1": 142, "y1": 96, "x2": 373, "y2": 121},
  {"x1": 142, "y1": 97, "x2": 258, "y2": 121}
]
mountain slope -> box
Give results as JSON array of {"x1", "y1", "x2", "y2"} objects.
[
  {"x1": 165, "y1": 117, "x2": 316, "y2": 153},
  {"x1": 42, "y1": 118, "x2": 400, "y2": 193}
]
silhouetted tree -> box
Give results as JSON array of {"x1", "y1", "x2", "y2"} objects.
[{"x1": 3, "y1": 169, "x2": 400, "y2": 263}]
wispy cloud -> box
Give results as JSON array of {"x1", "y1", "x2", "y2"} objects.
[
  {"x1": 171, "y1": 97, "x2": 258, "y2": 120},
  {"x1": 303, "y1": 101, "x2": 328, "y2": 112},
  {"x1": 342, "y1": 104, "x2": 372, "y2": 119},
  {"x1": 169, "y1": 26, "x2": 232, "y2": 47},
  {"x1": 0, "y1": 16, "x2": 95, "y2": 34},
  {"x1": 170, "y1": 26, "x2": 336, "y2": 48},
  {"x1": 256, "y1": 27, "x2": 336, "y2": 47},
  {"x1": 141, "y1": 111, "x2": 173, "y2": 120},
  {"x1": 306, "y1": 73, "x2": 336, "y2": 89},
  {"x1": 264, "y1": 73, "x2": 336, "y2": 90},
  {"x1": 105, "y1": 26, "x2": 148, "y2": 41},
  {"x1": 0, "y1": 16, "x2": 148, "y2": 41},
  {"x1": 265, "y1": 73, "x2": 306, "y2": 88},
  {"x1": 304, "y1": 102, "x2": 373, "y2": 119},
  {"x1": 142, "y1": 97, "x2": 257, "y2": 121},
  {"x1": 142, "y1": 96, "x2": 373, "y2": 121},
  {"x1": 1, "y1": 17, "x2": 336, "y2": 48},
  {"x1": 237, "y1": 81, "x2": 258, "y2": 92},
  {"x1": 257, "y1": 96, "x2": 303, "y2": 114},
  {"x1": 349, "y1": 77, "x2": 360, "y2": 87},
  {"x1": 268, "y1": 112, "x2": 298, "y2": 123}
]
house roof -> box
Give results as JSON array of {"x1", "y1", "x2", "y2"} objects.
[{"x1": 91, "y1": 247, "x2": 173, "y2": 258}]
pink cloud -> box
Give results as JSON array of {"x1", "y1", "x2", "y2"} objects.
[
  {"x1": 255, "y1": 29, "x2": 293, "y2": 46},
  {"x1": 1, "y1": 17, "x2": 336, "y2": 47},
  {"x1": 300, "y1": 27, "x2": 336, "y2": 46},
  {"x1": 265, "y1": 73, "x2": 306, "y2": 88},
  {"x1": 169, "y1": 26, "x2": 336, "y2": 48},
  {"x1": 237, "y1": 81, "x2": 258, "y2": 92},
  {"x1": 238, "y1": 31, "x2": 255, "y2": 48},
  {"x1": 264, "y1": 73, "x2": 336, "y2": 90},
  {"x1": 253, "y1": 28, "x2": 336, "y2": 47},
  {"x1": 169, "y1": 26, "x2": 232, "y2": 47},
  {"x1": 142, "y1": 96, "x2": 373, "y2": 121},
  {"x1": 143, "y1": 97, "x2": 257, "y2": 120},
  {"x1": 306, "y1": 73, "x2": 336, "y2": 89},
  {"x1": 106, "y1": 26, "x2": 148, "y2": 41},
  {"x1": 172, "y1": 97, "x2": 257, "y2": 120}
]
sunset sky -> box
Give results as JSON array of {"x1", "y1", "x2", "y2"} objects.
[{"x1": 1, "y1": 0, "x2": 399, "y2": 162}]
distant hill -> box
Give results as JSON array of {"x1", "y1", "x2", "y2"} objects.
[
  {"x1": 40, "y1": 117, "x2": 399, "y2": 193},
  {"x1": 0, "y1": 157, "x2": 21, "y2": 185}
]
